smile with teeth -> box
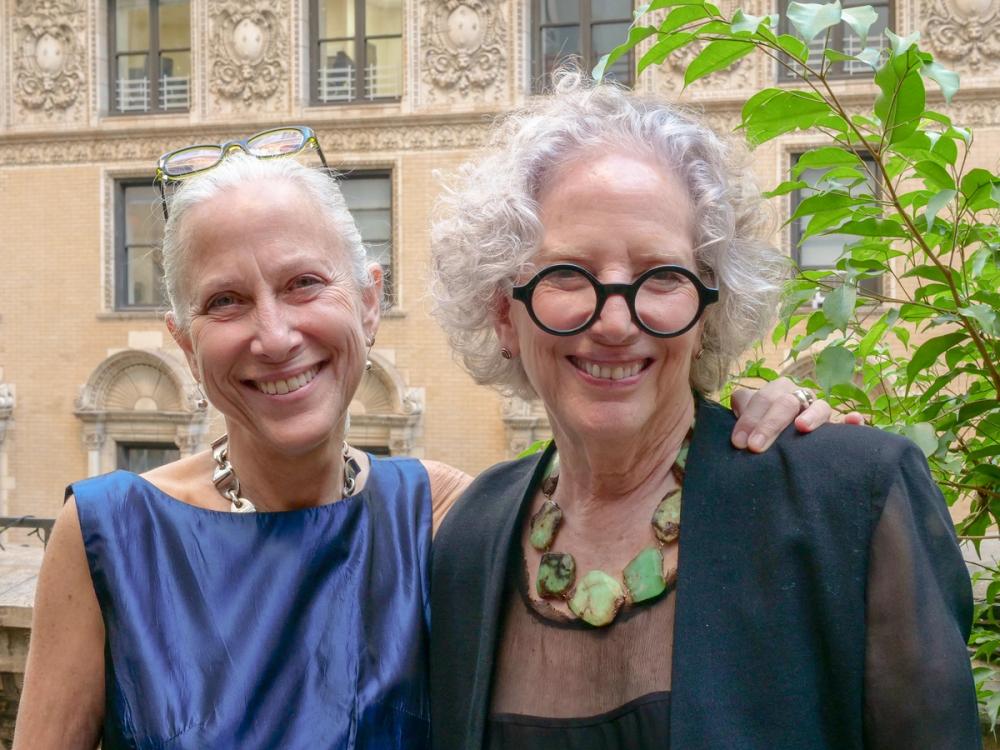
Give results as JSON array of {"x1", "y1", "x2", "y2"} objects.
[
  {"x1": 571, "y1": 357, "x2": 647, "y2": 381},
  {"x1": 252, "y1": 364, "x2": 321, "y2": 395}
]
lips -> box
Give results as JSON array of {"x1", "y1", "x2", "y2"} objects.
[
  {"x1": 570, "y1": 357, "x2": 648, "y2": 381},
  {"x1": 249, "y1": 364, "x2": 321, "y2": 395}
]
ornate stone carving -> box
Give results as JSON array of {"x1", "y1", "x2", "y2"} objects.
[
  {"x1": 0, "y1": 121, "x2": 494, "y2": 166},
  {"x1": 208, "y1": 1, "x2": 288, "y2": 106},
  {"x1": 422, "y1": 0, "x2": 507, "y2": 101},
  {"x1": 922, "y1": 0, "x2": 1000, "y2": 69},
  {"x1": 11, "y1": 0, "x2": 86, "y2": 116},
  {"x1": 501, "y1": 396, "x2": 550, "y2": 457}
]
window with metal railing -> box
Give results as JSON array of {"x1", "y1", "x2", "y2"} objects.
[
  {"x1": 791, "y1": 153, "x2": 883, "y2": 307},
  {"x1": 534, "y1": 0, "x2": 633, "y2": 90},
  {"x1": 311, "y1": 0, "x2": 403, "y2": 105},
  {"x1": 778, "y1": 0, "x2": 891, "y2": 79},
  {"x1": 110, "y1": 0, "x2": 190, "y2": 114}
]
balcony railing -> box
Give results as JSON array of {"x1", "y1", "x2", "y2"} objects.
[
  {"x1": 317, "y1": 64, "x2": 401, "y2": 103},
  {"x1": 116, "y1": 76, "x2": 189, "y2": 113}
]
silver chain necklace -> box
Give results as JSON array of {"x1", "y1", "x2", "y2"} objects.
[{"x1": 210, "y1": 434, "x2": 361, "y2": 513}]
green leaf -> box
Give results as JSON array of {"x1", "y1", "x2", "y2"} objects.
[
  {"x1": 840, "y1": 5, "x2": 879, "y2": 44},
  {"x1": 786, "y1": 1, "x2": 842, "y2": 42},
  {"x1": 960, "y1": 304, "x2": 1000, "y2": 335},
  {"x1": 731, "y1": 9, "x2": 775, "y2": 33},
  {"x1": 660, "y1": 4, "x2": 714, "y2": 34},
  {"x1": 647, "y1": 0, "x2": 711, "y2": 9},
  {"x1": 858, "y1": 314, "x2": 890, "y2": 357},
  {"x1": 931, "y1": 135, "x2": 959, "y2": 166},
  {"x1": 961, "y1": 168, "x2": 1000, "y2": 211},
  {"x1": 900, "y1": 422, "x2": 939, "y2": 457},
  {"x1": 925, "y1": 189, "x2": 956, "y2": 231},
  {"x1": 815, "y1": 345, "x2": 855, "y2": 392},
  {"x1": 835, "y1": 218, "x2": 909, "y2": 237},
  {"x1": 855, "y1": 47, "x2": 881, "y2": 69},
  {"x1": 741, "y1": 89, "x2": 832, "y2": 143},
  {"x1": 922, "y1": 61, "x2": 960, "y2": 104},
  {"x1": 959, "y1": 400, "x2": 1000, "y2": 423},
  {"x1": 684, "y1": 39, "x2": 755, "y2": 86},
  {"x1": 914, "y1": 160, "x2": 955, "y2": 191},
  {"x1": 874, "y1": 47, "x2": 926, "y2": 145},
  {"x1": 790, "y1": 190, "x2": 865, "y2": 221},
  {"x1": 791, "y1": 147, "x2": 864, "y2": 177},
  {"x1": 823, "y1": 283, "x2": 856, "y2": 331},
  {"x1": 593, "y1": 26, "x2": 657, "y2": 80},
  {"x1": 905, "y1": 331, "x2": 969, "y2": 383},
  {"x1": 776, "y1": 34, "x2": 809, "y2": 63},
  {"x1": 638, "y1": 32, "x2": 696, "y2": 71},
  {"x1": 763, "y1": 180, "x2": 808, "y2": 198},
  {"x1": 885, "y1": 29, "x2": 920, "y2": 55}
]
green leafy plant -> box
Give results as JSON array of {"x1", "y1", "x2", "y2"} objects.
[{"x1": 600, "y1": 0, "x2": 1000, "y2": 724}]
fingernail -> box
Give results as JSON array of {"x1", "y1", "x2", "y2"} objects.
[
  {"x1": 732, "y1": 430, "x2": 748, "y2": 448},
  {"x1": 748, "y1": 433, "x2": 766, "y2": 452}
]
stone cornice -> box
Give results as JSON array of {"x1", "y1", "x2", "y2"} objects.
[{"x1": 0, "y1": 115, "x2": 498, "y2": 166}]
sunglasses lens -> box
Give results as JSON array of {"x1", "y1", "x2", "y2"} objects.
[
  {"x1": 163, "y1": 146, "x2": 223, "y2": 177},
  {"x1": 248, "y1": 128, "x2": 308, "y2": 157}
]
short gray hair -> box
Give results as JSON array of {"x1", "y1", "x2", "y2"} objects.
[
  {"x1": 430, "y1": 72, "x2": 789, "y2": 397},
  {"x1": 162, "y1": 154, "x2": 373, "y2": 328}
]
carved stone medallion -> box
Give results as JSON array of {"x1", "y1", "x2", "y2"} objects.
[
  {"x1": 208, "y1": 1, "x2": 288, "y2": 107},
  {"x1": 422, "y1": 0, "x2": 507, "y2": 102},
  {"x1": 922, "y1": 0, "x2": 1000, "y2": 69},
  {"x1": 11, "y1": 0, "x2": 86, "y2": 117}
]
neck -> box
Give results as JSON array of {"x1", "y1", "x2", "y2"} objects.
[
  {"x1": 547, "y1": 393, "x2": 695, "y2": 521},
  {"x1": 224, "y1": 428, "x2": 347, "y2": 512}
]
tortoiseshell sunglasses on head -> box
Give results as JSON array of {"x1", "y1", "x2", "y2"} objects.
[{"x1": 154, "y1": 126, "x2": 328, "y2": 220}]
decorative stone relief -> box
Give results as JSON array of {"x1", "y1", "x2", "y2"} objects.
[
  {"x1": 421, "y1": 0, "x2": 507, "y2": 104},
  {"x1": 0, "y1": 120, "x2": 495, "y2": 166},
  {"x1": 922, "y1": 0, "x2": 1000, "y2": 70},
  {"x1": 11, "y1": 0, "x2": 86, "y2": 119},
  {"x1": 501, "y1": 395, "x2": 550, "y2": 458},
  {"x1": 347, "y1": 352, "x2": 424, "y2": 456},
  {"x1": 207, "y1": 1, "x2": 289, "y2": 110}
]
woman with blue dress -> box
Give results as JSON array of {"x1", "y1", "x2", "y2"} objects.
[{"x1": 13, "y1": 127, "x2": 840, "y2": 749}]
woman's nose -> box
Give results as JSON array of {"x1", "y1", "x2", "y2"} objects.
[
  {"x1": 589, "y1": 293, "x2": 639, "y2": 342},
  {"x1": 250, "y1": 301, "x2": 304, "y2": 361}
]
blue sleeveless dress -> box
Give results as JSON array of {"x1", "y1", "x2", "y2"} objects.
[{"x1": 70, "y1": 456, "x2": 432, "y2": 749}]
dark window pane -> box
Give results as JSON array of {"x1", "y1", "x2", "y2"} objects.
[
  {"x1": 158, "y1": 0, "x2": 190, "y2": 49},
  {"x1": 341, "y1": 175, "x2": 393, "y2": 297},
  {"x1": 318, "y1": 40, "x2": 357, "y2": 102},
  {"x1": 116, "y1": 0, "x2": 150, "y2": 52},
  {"x1": 592, "y1": 22, "x2": 631, "y2": 81},
  {"x1": 120, "y1": 183, "x2": 166, "y2": 308},
  {"x1": 541, "y1": 26, "x2": 580, "y2": 76},
  {"x1": 367, "y1": 0, "x2": 402, "y2": 35},
  {"x1": 319, "y1": 0, "x2": 355, "y2": 38},
  {"x1": 540, "y1": 0, "x2": 580, "y2": 24},
  {"x1": 118, "y1": 443, "x2": 179, "y2": 473},
  {"x1": 591, "y1": 0, "x2": 631, "y2": 21}
]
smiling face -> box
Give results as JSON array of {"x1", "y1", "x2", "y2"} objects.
[
  {"x1": 495, "y1": 150, "x2": 703, "y2": 445},
  {"x1": 169, "y1": 179, "x2": 380, "y2": 457}
]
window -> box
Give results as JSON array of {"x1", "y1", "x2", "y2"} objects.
[
  {"x1": 310, "y1": 0, "x2": 403, "y2": 104},
  {"x1": 115, "y1": 180, "x2": 166, "y2": 310},
  {"x1": 117, "y1": 441, "x2": 180, "y2": 472},
  {"x1": 791, "y1": 153, "x2": 882, "y2": 306},
  {"x1": 779, "y1": 0, "x2": 890, "y2": 79},
  {"x1": 534, "y1": 0, "x2": 633, "y2": 89},
  {"x1": 341, "y1": 172, "x2": 394, "y2": 302},
  {"x1": 110, "y1": 0, "x2": 191, "y2": 113}
]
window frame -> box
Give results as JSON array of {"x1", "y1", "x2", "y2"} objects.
[
  {"x1": 339, "y1": 169, "x2": 396, "y2": 305},
  {"x1": 108, "y1": 0, "x2": 191, "y2": 115},
  {"x1": 777, "y1": 0, "x2": 892, "y2": 80},
  {"x1": 116, "y1": 440, "x2": 180, "y2": 472},
  {"x1": 532, "y1": 0, "x2": 634, "y2": 91},
  {"x1": 309, "y1": 0, "x2": 403, "y2": 106},
  {"x1": 114, "y1": 178, "x2": 165, "y2": 311},
  {"x1": 789, "y1": 151, "x2": 883, "y2": 302}
]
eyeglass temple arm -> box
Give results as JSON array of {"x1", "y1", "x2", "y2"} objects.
[{"x1": 157, "y1": 180, "x2": 169, "y2": 222}]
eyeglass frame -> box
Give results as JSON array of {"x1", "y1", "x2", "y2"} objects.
[
  {"x1": 153, "y1": 126, "x2": 329, "y2": 221},
  {"x1": 511, "y1": 263, "x2": 720, "y2": 338}
]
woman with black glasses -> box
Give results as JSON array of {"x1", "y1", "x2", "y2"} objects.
[
  {"x1": 14, "y1": 126, "x2": 843, "y2": 750},
  {"x1": 429, "y1": 75, "x2": 980, "y2": 749}
]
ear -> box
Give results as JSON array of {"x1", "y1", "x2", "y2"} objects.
[
  {"x1": 491, "y1": 292, "x2": 520, "y2": 358},
  {"x1": 360, "y1": 265, "x2": 383, "y2": 344},
  {"x1": 166, "y1": 313, "x2": 200, "y2": 380}
]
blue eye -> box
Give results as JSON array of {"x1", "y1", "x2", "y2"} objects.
[
  {"x1": 290, "y1": 275, "x2": 323, "y2": 289},
  {"x1": 207, "y1": 293, "x2": 237, "y2": 310}
]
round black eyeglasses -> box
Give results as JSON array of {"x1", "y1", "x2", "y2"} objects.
[{"x1": 511, "y1": 264, "x2": 719, "y2": 338}]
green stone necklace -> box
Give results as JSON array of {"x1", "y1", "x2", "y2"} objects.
[{"x1": 528, "y1": 427, "x2": 691, "y2": 628}]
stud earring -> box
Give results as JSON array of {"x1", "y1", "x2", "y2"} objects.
[{"x1": 501, "y1": 347, "x2": 513, "y2": 360}]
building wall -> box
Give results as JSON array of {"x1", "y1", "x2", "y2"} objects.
[{"x1": 0, "y1": 0, "x2": 998, "y2": 523}]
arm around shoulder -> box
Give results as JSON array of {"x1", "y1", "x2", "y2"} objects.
[
  {"x1": 13, "y1": 497, "x2": 105, "y2": 750},
  {"x1": 863, "y1": 442, "x2": 981, "y2": 749},
  {"x1": 422, "y1": 460, "x2": 472, "y2": 537}
]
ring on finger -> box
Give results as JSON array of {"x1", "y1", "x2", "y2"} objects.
[{"x1": 793, "y1": 388, "x2": 816, "y2": 412}]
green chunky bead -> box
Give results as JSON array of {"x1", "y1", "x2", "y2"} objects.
[
  {"x1": 623, "y1": 546, "x2": 666, "y2": 603},
  {"x1": 652, "y1": 489, "x2": 681, "y2": 545},
  {"x1": 536, "y1": 552, "x2": 576, "y2": 598},
  {"x1": 568, "y1": 570, "x2": 625, "y2": 627},
  {"x1": 529, "y1": 500, "x2": 562, "y2": 551}
]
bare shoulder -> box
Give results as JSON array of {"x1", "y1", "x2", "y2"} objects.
[
  {"x1": 419, "y1": 460, "x2": 472, "y2": 536},
  {"x1": 141, "y1": 450, "x2": 224, "y2": 510}
]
